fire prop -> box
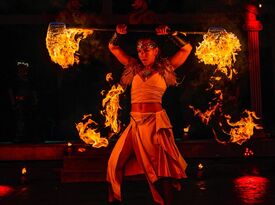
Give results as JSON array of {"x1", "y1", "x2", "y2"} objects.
[
  {"x1": 76, "y1": 114, "x2": 108, "y2": 148},
  {"x1": 46, "y1": 22, "x2": 93, "y2": 69},
  {"x1": 195, "y1": 27, "x2": 241, "y2": 80},
  {"x1": 46, "y1": 22, "x2": 207, "y2": 69},
  {"x1": 222, "y1": 110, "x2": 263, "y2": 145},
  {"x1": 191, "y1": 29, "x2": 262, "y2": 145}
]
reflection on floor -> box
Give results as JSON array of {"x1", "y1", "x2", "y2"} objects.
[{"x1": 0, "y1": 158, "x2": 275, "y2": 205}]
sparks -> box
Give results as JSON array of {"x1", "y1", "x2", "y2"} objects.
[{"x1": 189, "y1": 90, "x2": 223, "y2": 125}]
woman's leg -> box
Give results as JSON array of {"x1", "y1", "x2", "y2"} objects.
[
  {"x1": 108, "y1": 130, "x2": 135, "y2": 203},
  {"x1": 156, "y1": 178, "x2": 175, "y2": 205},
  {"x1": 116, "y1": 130, "x2": 134, "y2": 184}
]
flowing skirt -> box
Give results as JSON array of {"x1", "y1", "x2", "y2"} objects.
[{"x1": 106, "y1": 109, "x2": 187, "y2": 205}]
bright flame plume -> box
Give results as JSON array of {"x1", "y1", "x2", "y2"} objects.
[
  {"x1": 76, "y1": 114, "x2": 108, "y2": 148},
  {"x1": 195, "y1": 29, "x2": 241, "y2": 79},
  {"x1": 222, "y1": 110, "x2": 262, "y2": 145},
  {"x1": 46, "y1": 23, "x2": 93, "y2": 69},
  {"x1": 101, "y1": 84, "x2": 124, "y2": 134},
  {"x1": 76, "y1": 74, "x2": 124, "y2": 147}
]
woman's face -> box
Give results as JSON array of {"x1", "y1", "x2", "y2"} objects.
[{"x1": 137, "y1": 39, "x2": 159, "y2": 66}]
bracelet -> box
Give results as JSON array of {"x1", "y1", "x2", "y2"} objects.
[
  {"x1": 169, "y1": 33, "x2": 189, "y2": 48},
  {"x1": 109, "y1": 32, "x2": 122, "y2": 46}
]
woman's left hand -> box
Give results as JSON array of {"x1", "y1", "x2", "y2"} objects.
[{"x1": 155, "y1": 25, "x2": 170, "y2": 35}]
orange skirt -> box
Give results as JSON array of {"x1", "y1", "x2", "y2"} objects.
[{"x1": 106, "y1": 110, "x2": 187, "y2": 205}]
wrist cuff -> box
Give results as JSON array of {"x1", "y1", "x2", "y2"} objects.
[
  {"x1": 109, "y1": 32, "x2": 122, "y2": 46},
  {"x1": 169, "y1": 34, "x2": 189, "y2": 48}
]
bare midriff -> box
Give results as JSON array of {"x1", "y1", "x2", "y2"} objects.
[{"x1": 131, "y1": 102, "x2": 162, "y2": 113}]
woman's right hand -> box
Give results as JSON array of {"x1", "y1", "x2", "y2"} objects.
[{"x1": 116, "y1": 24, "x2": 127, "y2": 35}]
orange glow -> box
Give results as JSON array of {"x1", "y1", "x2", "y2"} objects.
[
  {"x1": 195, "y1": 29, "x2": 241, "y2": 80},
  {"x1": 183, "y1": 125, "x2": 191, "y2": 133},
  {"x1": 106, "y1": 73, "x2": 113, "y2": 82},
  {"x1": 21, "y1": 167, "x2": 27, "y2": 175},
  {"x1": 198, "y1": 163, "x2": 204, "y2": 170},
  {"x1": 46, "y1": 23, "x2": 93, "y2": 69},
  {"x1": 77, "y1": 147, "x2": 86, "y2": 153},
  {"x1": 101, "y1": 84, "x2": 124, "y2": 134},
  {"x1": 223, "y1": 110, "x2": 262, "y2": 145},
  {"x1": 189, "y1": 90, "x2": 223, "y2": 125},
  {"x1": 76, "y1": 114, "x2": 108, "y2": 148},
  {"x1": 0, "y1": 185, "x2": 14, "y2": 197},
  {"x1": 244, "y1": 147, "x2": 254, "y2": 157},
  {"x1": 234, "y1": 176, "x2": 269, "y2": 204}
]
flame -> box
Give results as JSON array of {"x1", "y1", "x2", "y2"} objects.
[
  {"x1": 76, "y1": 74, "x2": 124, "y2": 147},
  {"x1": 183, "y1": 125, "x2": 191, "y2": 133},
  {"x1": 76, "y1": 114, "x2": 108, "y2": 148},
  {"x1": 21, "y1": 167, "x2": 27, "y2": 175},
  {"x1": 195, "y1": 30, "x2": 241, "y2": 79},
  {"x1": 106, "y1": 73, "x2": 113, "y2": 82},
  {"x1": 46, "y1": 23, "x2": 93, "y2": 69},
  {"x1": 198, "y1": 163, "x2": 204, "y2": 170},
  {"x1": 189, "y1": 90, "x2": 223, "y2": 125},
  {"x1": 222, "y1": 110, "x2": 263, "y2": 145},
  {"x1": 101, "y1": 84, "x2": 124, "y2": 133}
]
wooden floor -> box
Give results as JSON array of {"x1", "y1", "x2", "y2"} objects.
[
  {"x1": 1, "y1": 135, "x2": 275, "y2": 204},
  {"x1": 1, "y1": 157, "x2": 275, "y2": 205},
  {"x1": 1, "y1": 135, "x2": 275, "y2": 161}
]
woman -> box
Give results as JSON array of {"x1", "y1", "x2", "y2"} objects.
[{"x1": 107, "y1": 24, "x2": 192, "y2": 205}]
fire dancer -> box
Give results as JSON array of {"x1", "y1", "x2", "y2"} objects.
[{"x1": 107, "y1": 24, "x2": 192, "y2": 205}]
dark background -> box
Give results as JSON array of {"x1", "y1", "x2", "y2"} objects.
[{"x1": 0, "y1": 0, "x2": 274, "y2": 143}]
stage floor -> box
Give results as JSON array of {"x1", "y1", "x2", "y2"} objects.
[{"x1": 0, "y1": 157, "x2": 275, "y2": 205}]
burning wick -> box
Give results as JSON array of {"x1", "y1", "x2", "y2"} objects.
[
  {"x1": 183, "y1": 125, "x2": 191, "y2": 134},
  {"x1": 198, "y1": 163, "x2": 204, "y2": 170},
  {"x1": 197, "y1": 163, "x2": 205, "y2": 179},
  {"x1": 20, "y1": 167, "x2": 27, "y2": 184},
  {"x1": 66, "y1": 142, "x2": 73, "y2": 155},
  {"x1": 182, "y1": 125, "x2": 191, "y2": 139}
]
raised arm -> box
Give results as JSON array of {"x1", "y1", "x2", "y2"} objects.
[
  {"x1": 108, "y1": 24, "x2": 133, "y2": 66},
  {"x1": 156, "y1": 26, "x2": 192, "y2": 70}
]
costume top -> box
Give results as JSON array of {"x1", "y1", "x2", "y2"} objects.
[
  {"x1": 120, "y1": 58, "x2": 178, "y2": 104},
  {"x1": 131, "y1": 73, "x2": 166, "y2": 103}
]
